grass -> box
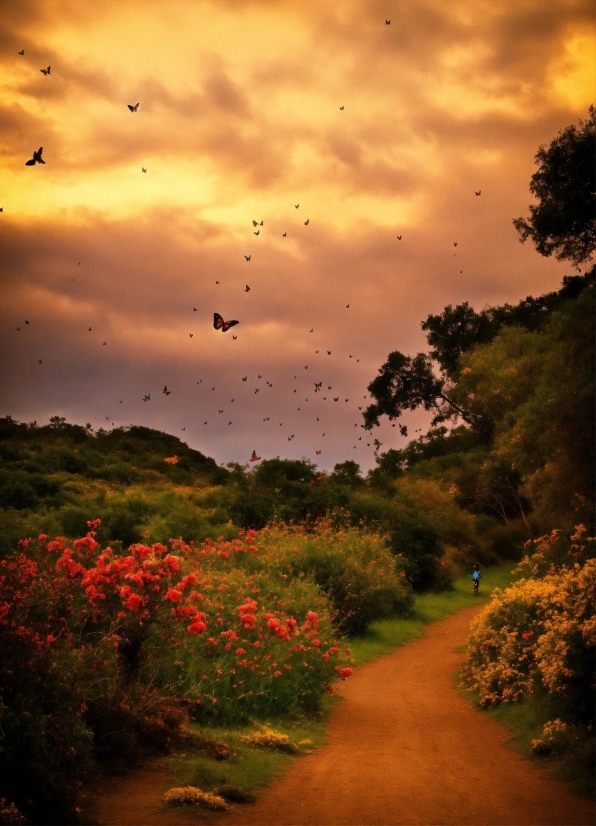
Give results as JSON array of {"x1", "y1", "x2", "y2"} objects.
[
  {"x1": 163, "y1": 714, "x2": 333, "y2": 815},
  {"x1": 349, "y1": 560, "x2": 517, "y2": 666}
]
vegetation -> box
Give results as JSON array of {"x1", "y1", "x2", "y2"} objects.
[{"x1": 0, "y1": 111, "x2": 594, "y2": 822}]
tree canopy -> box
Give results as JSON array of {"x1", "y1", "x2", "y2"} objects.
[{"x1": 513, "y1": 106, "x2": 596, "y2": 266}]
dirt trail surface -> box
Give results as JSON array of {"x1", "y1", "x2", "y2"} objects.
[{"x1": 92, "y1": 605, "x2": 594, "y2": 826}]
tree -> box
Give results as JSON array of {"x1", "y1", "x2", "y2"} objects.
[{"x1": 513, "y1": 107, "x2": 596, "y2": 266}]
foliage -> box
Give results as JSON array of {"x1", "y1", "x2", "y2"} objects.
[
  {"x1": 462, "y1": 539, "x2": 595, "y2": 725},
  {"x1": 513, "y1": 106, "x2": 596, "y2": 266},
  {"x1": 0, "y1": 522, "x2": 354, "y2": 822},
  {"x1": 163, "y1": 786, "x2": 228, "y2": 809}
]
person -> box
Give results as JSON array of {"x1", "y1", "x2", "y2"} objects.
[{"x1": 472, "y1": 564, "x2": 481, "y2": 594}]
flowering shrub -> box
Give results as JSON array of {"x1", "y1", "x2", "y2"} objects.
[
  {"x1": 462, "y1": 538, "x2": 595, "y2": 725},
  {"x1": 241, "y1": 726, "x2": 298, "y2": 753},
  {"x1": 531, "y1": 719, "x2": 582, "y2": 756},
  {"x1": 164, "y1": 787, "x2": 227, "y2": 810},
  {"x1": 0, "y1": 522, "x2": 353, "y2": 821}
]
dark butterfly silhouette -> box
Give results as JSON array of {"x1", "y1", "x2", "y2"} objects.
[
  {"x1": 163, "y1": 386, "x2": 171, "y2": 395},
  {"x1": 316, "y1": 449, "x2": 322, "y2": 455},
  {"x1": 189, "y1": 333, "x2": 193, "y2": 337},
  {"x1": 282, "y1": 232, "x2": 287, "y2": 236},
  {"x1": 40, "y1": 66, "x2": 51, "y2": 75},
  {"x1": 346, "y1": 304, "x2": 350, "y2": 308},
  {"x1": 327, "y1": 350, "x2": 331, "y2": 355},
  {"x1": 102, "y1": 341, "x2": 106, "y2": 345},
  {"x1": 250, "y1": 451, "x2": 261, "y2": 462},
  {"x1": 128, "y1": 103, "x2": 139, "y2": 112},
  {"x1": 386, "y1": 20, "x2": 390, "y2": 25},
  {"x1": 25, "y1": 320, "x2": 29, "y2": 324},
  {"x1": 38, "y1": 359, "x2": 42, "y2": 364},
  {"x1": 25, "y1": 147, "x2": 45, "y2": 166},
  {"x1": 142, "y1": 167, "x2": 147, "y2": 173},
  {"x1": 397, "y1": 235, "x2": 402, "y2": 240},
  {"x1": 334, "y1": 397, "x2": 339, "y2": 402},
  {"x1": 193, "y1": 307, "x2": 197, "y2": 311},
  {"x1": 244, "y1": 255, "x2": 251, "y2": 261},
  {"x1": 143, "y1": 394, "x2": 150, "y2": 401},
  {"x1": 339, "y1": 106, "x2": 344, "y2": 110},
  {"x1": 310, "y1": 328, "x2": 313, "y2": 332},
  {"x1": 204, "y1": 421, "x2": 207, "y2": 424},
  {"x1": 242, "y1": 376, "x2": 247, "y2": 381},
  {"x1": 254, "y1": 230, "x2": 260, "y2": 236},
  {"x1": 245, "y1": 285, "x2": 250, "y2": 292},
  {"x1": 232, "y1": 335, "x2": 237, "y2": 340},
  {"x1": 18, "y1": 49, "x2": 24, "y2": 55},
  {"x1": 213, "y1": 312, "x2": 239, "y2": 332},
  {"x1": 475, "y1": 190, "x2": 481, "y2": 196},
  {"x1": 295, "y1": 204, "x2": 299, "y2": 208},
  {"x1": 258, "y1": 375, "x2": 262, "y2": 378},
  {"x1": 252, "y1": 220, "x2": 258, "y2": 226},
  {"x1": 453, "y1": 242, "x2": 458, "y2": 247},
  {"x1": 304, "y1": 219, "x2": 309, "y2": 225}
]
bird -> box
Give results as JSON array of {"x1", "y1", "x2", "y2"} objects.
[
  {"x1": 295, "y1": 204, "x2": 299, "y2": 208},
  {"x1": 475, "y1": 190, "x2": 481, "y2": 196},
  {"x1": 213, "y1": 312, "x2": 239, "y2": 332},
  {"x1": 254, "y1": 230, "x2": 260, "y2": 236},
  {"x1": 142, "y1": 167, "x2": 147, "y2": 173},
  {"x1": 244, "y1": 255, "x2": 251, "y2": 261},
  {"x1": 163, "y1": 386, "x2": 171, "y2": 395},
  {"x1": 245, "y1": 285, "x2": 250, "y2": 292},
  {"x1": 304, "y1": 219, "x2": 309, "y2": 225},
  {"x1": 40, "y1": 66, "x2": 51, "y2": 75},
  {"x1": 339, "y1": 106, "x2": 344, "y2": 110},
  {"x1": 25, "y1": 147, "x2": 45, "y2": 166},
  {"x1": 18, "y1": 49, "x2": 24, "y2": 55},
  {"x1": 128, "y1": 103, "x2": 139, "y2": 112},
  {"x1": 397, "y1": 235, "x2": 402, "y2": 240},
  {"x1": 250, "y1": 451, "x2": 261, "y2": 462}
]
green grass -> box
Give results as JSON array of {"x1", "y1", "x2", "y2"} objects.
[
  {"x1": 163, "y1": 714, "x2": 332, "y2": 814},
  {"x1": 349, "y1": 560, "x2": 517, "y2": 665}
]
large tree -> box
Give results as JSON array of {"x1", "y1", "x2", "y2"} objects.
[{"x1": 513, "y1": 106, "x2": 596, "y2": 267}]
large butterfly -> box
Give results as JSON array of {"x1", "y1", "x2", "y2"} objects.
[
  {"x1": 213, "y1": 312, "x2": 239, "y2": 332},
  {"x1": 25, "y1": 147, "x2": 45, "y2": 166},
  {"x1": 163, "y1": 386, "x2": 171, "y2": 395},
  {"x1": 128, "y1": 103, "x2": 139, "y2": 112},
  {"x1": 316, "y1": 449, "x2": 322, "y2": 455},
  {"x1": 250, "y1": 450, "x2": 261, "y2": 462}
]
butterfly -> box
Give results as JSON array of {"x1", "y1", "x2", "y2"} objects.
[
  {"x1": 339, "y1": 106, "x2": 344, "y2": 110},
  {"x1": 310, "y1": 328, "x2": 313, "y2": 332},
  {"x1": 385, "y1": 19, "x2": 391, "y2": 24},
  {"x1": 102, "y1": 341, "x2": 106, "y2": 345},
  {"x1": 143, "y1": 394, "x2": 150, "y2": 401},
  {"x1": 258, "y1": 375, "x2": 262, "y2": 378},
  {"x1": 315, "y1": 449, "x2": 322, "y2": 455},
  {"x1": 295, "y1": 203, "x2": 299, "y2": 208},
  {"x1": 232, "y1": 335, "x2": 237, "y2": 340},
  {"x1": 282, "y1": 232, "x2": 287, "y2": 236},
  {"x1": 244, "y1": 284, "x2": 251, "y2": 292},
  {"x1": 254, "y1": 230, "x2": 260, "y2": 236},
  {"x1": 453, "y1": 242, "x2": 458, "y2": 247},
  {"x1": 346, "y1": 304, "x2": 350, "y2": 308},
  {"x1": 252, "y1": 220, "x2": 258, "y2": 226},
  {"x1": 334, "y1": 397, "x2": 339, "y2": 402},
  {"x1": 25, "y1": 147, "x2": 45, "y2": 166},
  {"x1": 397, "y1": 235, "x2": 402, "y2": 240},
  {"x1": 304, "y1": 219, "x2": 309, "y2": 225},
  {"x1": 189, "y1": 333, "x2": 193, "y2": 338},
  {"x1": 128, "y1": 103, "x2": 139, "y2": 112},
  {"x1": 38, "y1": 359, "x2": 42, "y2": 364},
  {"x1": 475, "y1": 190, "x2": 481, "y2": 196},
  {"x1": 25, "y1": 320, "x2": 29, "y2": 324},
  {"x1": 142, "y1": 167, "x2": 147, "y2": 173},
  {"x1": 204, "y1": 421, "x2": 207, "y2": 424},
  {"x1": 40, "y1": 66, "x2": 51, "y2": 75},
  {"x1": 242, "y1": 376, "x2": 247, "y2": 381},
  {"x1": 213, "y1": 312, "x2": 239, "y2": 332},
  {"x1": 163, "y1": 386, "x2": 171, "y2": 395},
  {"x1": 245, "y1": 255, "x2": 251, "y2": 261},
  {"x1": 327, "y1": 350, "x2": 331, "y2": 355},
  {"x1": 18, "y1": 49, "x2": 24, "y2": 55},
  {"x1": 193, "y1": 307, "x2": 197, "y2": 311}
]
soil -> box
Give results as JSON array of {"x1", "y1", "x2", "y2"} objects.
[{"x1": 90, "y1": 605, "x2": 594, "y2": 825}]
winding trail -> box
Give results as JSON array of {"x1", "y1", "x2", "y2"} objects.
[{"x1": 93, "y1": 605, "x2": 594, "y2": 825}]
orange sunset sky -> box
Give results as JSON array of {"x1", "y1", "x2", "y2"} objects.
[{"x1": 1, "y1": 0, "x2": 594, "y2": 472}]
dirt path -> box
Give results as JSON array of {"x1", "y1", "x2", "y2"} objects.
[{"x1": 92, "y1": 605, "x2": 594, "y2": 825}]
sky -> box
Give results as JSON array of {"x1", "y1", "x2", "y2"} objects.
[{"x1": 0, "y1": 0, "x2": 594, "y2": 474}]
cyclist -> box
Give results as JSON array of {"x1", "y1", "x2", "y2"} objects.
[{"x1": 472, "y1": 564, "x2": 481, "y2": 595}]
